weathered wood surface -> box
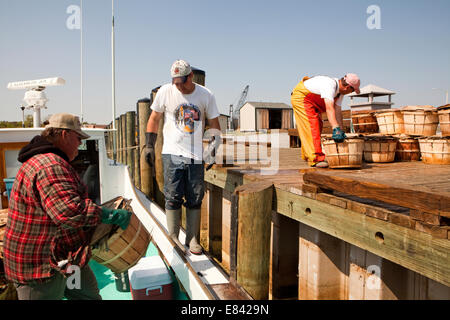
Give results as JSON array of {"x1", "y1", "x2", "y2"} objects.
[
  {"x1": 303, "y1": 162, "x2": 450, "y2": 217},
  {"x1": 235, "y1": 181, "x2": 273, "y2": 300},
  {"x1": 204, "y1": 147, "x2": 450, "y2": 287}
]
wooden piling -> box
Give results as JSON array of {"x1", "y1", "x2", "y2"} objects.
[
  {"x1": 134, "y1": 148, "x2": 140, "y2": 189},
  {"x1": 126, "y1": 111, "x2": 136, "y2": 181},
  {"x1": 114, "y1": 118, "x2": 119, "y2": 162},
  {"x1": 298, "y1": 223, "x2": 347, "y2": 300},
  {"x1": 269, "y1": 213, "x2": 299, "y2": 299},
  {"x1": 151, "y1": 87, "x2": 165, "y2": 208},
  {"x1": 137, "y1": 98, "x2": 153, "y2": 198},
  {"x1": 120, "y1": 114, "x2": 127, "y2": 164},
  {"x1": 192, "y1": 67, "x2": 205, "y2": 86},
  {"x1": 117, "y1": 117, "x2": 122, "y2": 164},
  {"x1": 235, "y1": 181, "x2": 273, "y2": 300},
  {"x1": 208, "y1": 184, "x2": 223, "y2": 260}
]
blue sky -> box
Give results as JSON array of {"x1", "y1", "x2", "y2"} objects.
[{"x1": 1, "y1": 0, "x2": 449, "y2": 124}]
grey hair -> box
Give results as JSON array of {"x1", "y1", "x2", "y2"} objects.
[{"x1": 41, "y1": 127, "x2": 69, "y2": 144}]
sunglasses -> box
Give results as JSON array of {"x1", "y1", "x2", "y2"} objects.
[{"x1": 67, "y1": 130, "x2": 82, "y2": 142}]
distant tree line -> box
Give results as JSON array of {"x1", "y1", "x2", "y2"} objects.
[{"x1": 0, "y1": 115, "x2": 35, "y2": 128}]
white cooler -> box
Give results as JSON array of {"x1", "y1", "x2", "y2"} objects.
[{"x1": 128, "y1": 256, "x2": 174, "y2": 300}]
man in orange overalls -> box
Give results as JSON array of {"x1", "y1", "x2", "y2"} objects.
[{"x1": 291, "y1": 74, "x2": 361, "y2": 168}]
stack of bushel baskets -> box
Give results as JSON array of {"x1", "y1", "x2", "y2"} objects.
[{"x1": 322, "y1": 105, "x2": 450, "y2": 168}]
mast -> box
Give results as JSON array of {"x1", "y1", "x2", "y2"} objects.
[{"x1": 112, "y1": 0, "x2": 117, "y2": 163}]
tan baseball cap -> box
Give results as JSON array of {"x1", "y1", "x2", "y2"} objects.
[{"x1": 45, "y1": 113, "x2": 90, "y2": 139}]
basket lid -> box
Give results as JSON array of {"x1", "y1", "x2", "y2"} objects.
[
  {"x1": 418, "y1": 136, "x2": 450, "y2": 141},
  {"x1": 437, "y1": 104, "x2": 450, "y2": 111},
  {"x1": 363, "y1": 134, "x2": 398, "y2": 141},
  {"x1": 393, "y1": 134, "x2": 419, "y2": 141},
  {"x1": 374, "y1": 108, "x2": 403, "y2": 115},
  {"x1": 351, "y1": 110, "x2": 376, "y2": 116},
  {"x1": 401, "y1": 105, "x2": 436, "y2": 112}
]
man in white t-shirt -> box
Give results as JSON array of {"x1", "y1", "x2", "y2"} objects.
[
  {"x1": 144, "y1": 60, "x2": 221, "y2": 255},
  {"x1": 291, "y1": 74, "x2": 361, "y2": 167}
]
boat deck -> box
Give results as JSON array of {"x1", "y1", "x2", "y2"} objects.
[{"x1": 90, "y1": 243, "x2": 188, "y2": 300}]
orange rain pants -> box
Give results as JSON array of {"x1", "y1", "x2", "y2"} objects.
[{"x1": 291, "y1": 76, "x2": 329, "y2": 166}]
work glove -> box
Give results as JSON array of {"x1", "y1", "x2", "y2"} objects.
[
  {"x1": 203, "y1": 135, "x2": 221, "y2": 171},
  {"x1": 332, "y1": 127, "x2": 347, "y2": 143},
  {"x1": 143, "y1": 132, "x2": 157, "y2": 166},
  {"x1": 101, "y1": 207, "x2": 132, "y2": 230}
]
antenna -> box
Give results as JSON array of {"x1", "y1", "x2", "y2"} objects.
[{"x1": 7, "y1": 77, "x2": 66, "y2": 128}]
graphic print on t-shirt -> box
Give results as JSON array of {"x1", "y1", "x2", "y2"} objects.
[{"x1": 175, "y1": 103, "x2": 201, "y2": 134}]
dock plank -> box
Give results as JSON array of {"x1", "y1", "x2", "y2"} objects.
[{"x1": 303, "y1": 170, "x2": 450, "y2": 217}]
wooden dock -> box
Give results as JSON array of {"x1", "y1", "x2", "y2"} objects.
[
  {"x1": 201, "y1": 147, "x2": 450, "y2": 300},
  {"x1": 104, "y1": 104, "x2": 449, "y2": 299}
]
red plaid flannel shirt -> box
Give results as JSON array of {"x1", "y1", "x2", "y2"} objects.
[{"x1": 3, "y1": 153, "x2": 101, "y2": 284}]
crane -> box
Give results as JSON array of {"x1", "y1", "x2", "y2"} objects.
[{"x1": 229, "y1": 85, "x2": 249, "y2": 130}]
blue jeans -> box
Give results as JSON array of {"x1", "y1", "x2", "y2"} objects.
[{"x1": 162, "y1": 154, "x2": 205, "y2": 210}]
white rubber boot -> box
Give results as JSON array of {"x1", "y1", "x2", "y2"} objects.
[{"x1": 185, "y1": 208, "x2": 202, "y2": 255}]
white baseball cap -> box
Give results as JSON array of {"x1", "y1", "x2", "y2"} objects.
[{"x1": 170, "y1": 59, "x2": 192, "y2": 78}]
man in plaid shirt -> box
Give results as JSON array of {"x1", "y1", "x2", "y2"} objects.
[{"x1": 3, "y1": 113, "x2": 131, "y2": 300}]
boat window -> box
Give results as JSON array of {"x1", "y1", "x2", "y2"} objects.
[{"x1": 5, "y1": 150, "x2": 21, "y2": 178}]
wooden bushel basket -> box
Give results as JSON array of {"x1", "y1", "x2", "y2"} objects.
[
  {"x1": 351, "y1": 111, "x2": 379, "y2": 134},
  {"x1": 363, "y1": 136, "x2": 398, "y2": 163},
  {"x1": 437, "y1": 104, "x2": 450, "y2": 136},
  {"x1": 322, "y1": 137, "x2": 364, "y2": 168},
  {"x1": 375, "y1": 109, "x2": 404, "y2": 134},
  {"x1": 418, "y1": 137, "x2": 450, "y2": 165},
  {"x1": 402, "y1": 108, "x2": 438, "y2": 136},
  {"x1": 395, "y1": 136, "x2": 421, "y2": 161},
  {"x1": 91, "y1": 197, "x2": 151, "y2": 274}
]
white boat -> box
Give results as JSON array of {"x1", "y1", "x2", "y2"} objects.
[{"x1": 0, "y1": 127, "x2": 233, "y2": 300}]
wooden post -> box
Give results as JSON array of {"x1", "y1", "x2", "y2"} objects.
[
  {"x1": 134, "y1": 148, "x2": 140, "y2": 189},
  {"x1": 137, "y1": 98, "x2": 153, "y2": 198},
  {"x1": 200, "y1": 183, "x2": 210, "y2": 251},
  {"x1": 126, "y1": 111, "x2": 136, "y2": 182},
  {"x1": 208, "y1": 184, "x2": 223, "y2": 260},
  {"x1": 152, "y1": 88, "x2": 165, "y2": 209},
  {"x1": 114, "y1": 118, "x2": 119, "y2": 162},
  {"x1": 117, "y1": 116, "x2": 123, "y2": 164},
  {"x1": 298, "y1": 223, "x2": 347, "y2": 300},
  {"x1": 120, "y1": 114, "x2": 127, "y2": 165},
  {"x1": 222, "y1": 189, "x2": 232, "y2": 273},
  {"x1": 192, "y1": 67, "x2": 205, "y2": 86},
  {"x1": 269, "y1": 212, "x2": 299, "y2": 299},
  {"x1": 235, "y1": 181, "x2": 273, "y2": 300}
]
